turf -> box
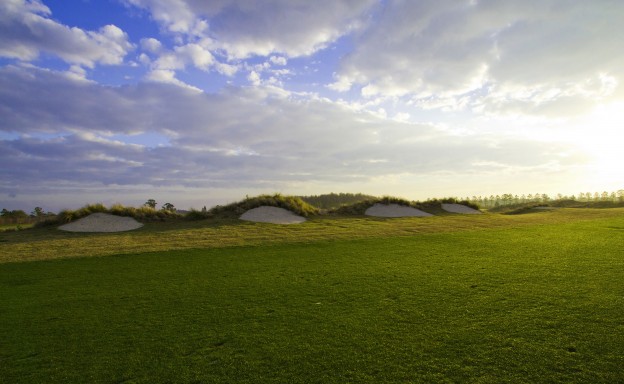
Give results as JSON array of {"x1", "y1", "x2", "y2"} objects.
[
  {"x1": 1, "y1": 210, "x2": 623, "y2": 382},
  {"x1": 1, "y1": 208, "x2": 621, "y2": 264}
]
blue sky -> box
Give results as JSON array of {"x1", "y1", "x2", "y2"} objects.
[{"x1": 1, "y1": 0, "x2": 622, "y2": 212}]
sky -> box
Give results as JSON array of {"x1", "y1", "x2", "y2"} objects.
[{"x1": 1, "y1": 0, "x2": 623, "y2": 212}]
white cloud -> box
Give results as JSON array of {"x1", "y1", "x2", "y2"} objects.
[
  {"x1": 333, "y1": 0, "x2": 624, "y2": 116},
  {"x1": 175, "y1": 43, "x2": 214, "y2": 69},
  {"x1": 145, "y1": 69, "x2": 202, "y2": 91},
  {"x1": 270, "y1": 56, "x2": 287, "y2": 66},
  {"x1": 149, "y1": 43, "x2": 218, "y2": 78},
  {"x1": 65, "y1": 65, "x2": 88, "y2": 81},
  {"x1": 1, "y1": 65, "x2": 586, "y2": 202},
  {"x1": 140, "y1": 37, "x2": 162, "y2": 53},
  {"x1": 123, "y1": 0, "x2": 377, "y2": 58},
  {"x1": 247, "y1": 70, "x2": 261, "y2": 86},
  {"x1": 0, "y1": 0, "x2": 133, "y2": 67},
  {"x1": 215, "y1": 62, "x2": 238, "y2": 77}
]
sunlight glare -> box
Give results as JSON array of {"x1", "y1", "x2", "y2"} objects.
[{"x1": 572, "y1": 102, "x2": 623, "y2": 190}]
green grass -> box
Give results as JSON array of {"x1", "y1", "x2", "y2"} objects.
[
  {"x1": 0, "y1": 223, "x2": 34, "y2": 232},
  {"x1": 0, "y1": 208, "x2": 620, "y2": 264},
  {"x1": 1, "y1": 209, "x2": 624, "y2": 382}
]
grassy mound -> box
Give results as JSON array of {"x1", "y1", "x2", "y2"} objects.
[
  {"x1": 330, "y1": 196, "x2": 479, "y2": 216},
  {"x1": 298, "y1": 193, "x2": 377, "y2": 209},
  {"x1": 36, "y1": 203, "x2": 181, "y2": 227},
  {"x1": 200, "y1": 194, "x2": 320, "y2": 219}
]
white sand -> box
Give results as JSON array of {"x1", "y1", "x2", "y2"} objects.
[
  {"x1": 365, "y1": 203, "x2": 433, "y2": 217},
  {"x1": 239, "y1": 206, "x2": 306, "y2": 224},
  {"x1": 441, "y1": 203, "x2": 482, "y2": 214},
  {"x1": 58, "y1": 213, "x2": 144, "y2": 232}
]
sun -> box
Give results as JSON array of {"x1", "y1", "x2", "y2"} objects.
[{"x1": 571, "y1": 102, "x2": 623, "y2": 190}]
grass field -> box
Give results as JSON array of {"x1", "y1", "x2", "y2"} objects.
[{"x1": 1, "y1": 208, "x2": 623, "y2": 382}]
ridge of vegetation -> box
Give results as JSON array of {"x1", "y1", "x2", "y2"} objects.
[
  {"x1": 34, "y1": 203, "x2": 181, "y2": 227},
  {"x1": 197, "y1": 193, "x2": 320, "y2": 219},
  {"x1": 3, "y1": 189, "x2": 622, "y2": 232},
  {"x1": 330, "y1": 196, "x2": 479, "y2": 215},
  {"x1": 298, "y1": 192, "x2": 377, "y2": 209}
]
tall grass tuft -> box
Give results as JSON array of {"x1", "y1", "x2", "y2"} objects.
[
  {"x1": 56, "y1": 203, "x2": 107, "y2": 223},
  {"x1": 208, "y1": 194, "x2": 320, "y2": 218}
]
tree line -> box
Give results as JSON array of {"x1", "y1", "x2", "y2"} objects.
[
  {"x1": 462, "y1": 190, "x2": 624, "y2": 209},
  {"x1": 0, "y1": 207, "x2": 55, "y2": 225}
]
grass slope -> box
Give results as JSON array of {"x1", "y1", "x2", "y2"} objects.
[
  {"x1": 0, "y1": 208, "x2": 621, "y2": 264},
  {"x1": 1, "y1": 210, "x2": 624, "y2": 382}
]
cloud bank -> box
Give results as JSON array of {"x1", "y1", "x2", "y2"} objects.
[
  {"x1": 1, "y1": 0, "x2": 621, "y2": 210},
  {"x1": 0, "y1": 65, "x2": 581, "y2": 198},
  {"x1": 0, "y1": 0, "x2": 133, "y2": 68},
  {"x1": 333, "y1": 1, "x2": 624, "y2": 116}
]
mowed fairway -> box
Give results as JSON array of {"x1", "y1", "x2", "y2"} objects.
[{"x1": 1, "y1": 210, "x2": 624, "y2": 383}]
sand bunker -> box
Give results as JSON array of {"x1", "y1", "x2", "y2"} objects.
[
  {"x1": 58, "y1": 213, "x2": 144, "y2": 232},
  {"x1": 240, "y1": 206, "x2": 306, "y2": 224},
  {"x1": 441, "y1": 203, "x2": 482, "y2": 214},
  {"x1": 365, "y1": 203, "x2": 433, "y2": 218}
]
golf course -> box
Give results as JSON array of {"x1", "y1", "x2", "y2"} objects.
[{"x1": 1, "y1": 203, "x2": 623, "y2": 383}]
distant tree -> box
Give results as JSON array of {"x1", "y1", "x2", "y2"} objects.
[
  {"x1": 31, "y1": 207, "x2": 44, "y2": 217},
  {"x1": 9, "y1": 210, "x2": 27, "y2": 218},
  {"x1": 162, "y1": 202, "x2": 175, "y2": 212},
  {"x1": 0, "y1": 209, "x2": 29, "y2": 223},
  {"x1": 501, "y1": 194, "x2": 511, "y2": 206},
  {"x1": 144, "y1": 199, "x2": 157, "y2": 209}
]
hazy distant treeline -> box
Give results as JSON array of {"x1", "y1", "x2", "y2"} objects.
[
  {"x1": 0, "y1": 207, "x2": 54, "y2": 225},
  {"x1": 464, "y1": 190, "x2": 624, "y2": 209}
]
